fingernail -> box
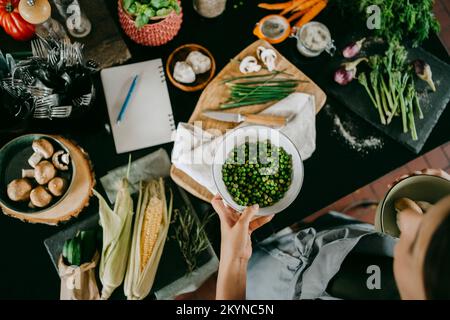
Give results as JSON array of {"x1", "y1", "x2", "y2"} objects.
[{"x1": 252, "y1": 204, "x2": 259, "y2": 209}]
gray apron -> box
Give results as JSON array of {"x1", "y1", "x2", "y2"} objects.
[{"x1": 247, "y1": 212, "x2": 398, "y2": 300}]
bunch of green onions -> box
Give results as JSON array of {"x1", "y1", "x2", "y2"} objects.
[{"x1": 220, "y1": 72, "x2": 305, "y2": 110}]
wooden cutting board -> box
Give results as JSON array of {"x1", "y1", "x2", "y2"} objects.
[{"x1": 170, "y1": 39, "x2": 327, "y2": 202}]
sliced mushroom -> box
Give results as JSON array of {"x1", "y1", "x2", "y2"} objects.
[
  {"x1": 394, "y1": 198, "x2": 424, "y2": 215},
  {"x1": 34, "y1": 160, "x2": 57, "y2": 185},
  {"x1": 256, "y1": 47, "x2": 277, "y2": 72},
  {"x1": 48, "y1": 177, "x2": 68, "y2": 197},
  {"x1": 30, "y1": 186, "x2": 53, "y2": 208},
  {"x1": 52, "y1": 150, "x2": 70, "y2": 171},
  {"x1": 7, "y1": 178, "x2": 33, "y2": 202},
  {"x1": 28, "y1": 139, "x2": 54, "y2": 168},
  {"x1": 416, "y1": 201, "x2": 433, "y2": 213},
  {"x1": 239, "y1": 56, "x2": 261, "y2": 74}
]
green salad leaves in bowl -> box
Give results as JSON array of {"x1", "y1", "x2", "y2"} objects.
[{"x1": 123, "y1": 0, "x2": 181, "y2": 28}]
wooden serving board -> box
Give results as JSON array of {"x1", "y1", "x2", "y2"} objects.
[
  {"x1": 1, "y1": 136, "x2": 95, "y2": 225},
  {"x1": 170, "y1": 39, "x2": 327, "y2": 202}
]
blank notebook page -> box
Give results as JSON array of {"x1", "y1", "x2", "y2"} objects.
[{"x1": 101, "y1": 59, "x2": 175, "y2": 154}]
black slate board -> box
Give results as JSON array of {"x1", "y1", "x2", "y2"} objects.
[
  {"x1": 43, "y1": 181, "x2": 217, "y2": 299},
  {"x1": 325, "y1": 41, "x2": 450, "y2": 153}
]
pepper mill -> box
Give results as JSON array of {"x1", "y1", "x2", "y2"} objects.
[{"x1": 18, "y1": 0, "x2": 68, "y2": 40}]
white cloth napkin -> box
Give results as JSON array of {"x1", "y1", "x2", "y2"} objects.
[{"x1": 171, "y1": 93, "x2": 317, "y2": 195}]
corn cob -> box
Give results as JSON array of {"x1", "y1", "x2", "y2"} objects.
[
  {"x1": 140, "y1": 180, "x2": 164, "y2": 271},
  {"x1": 124, "y1": 177, "x2": 173, "y2": 300}
]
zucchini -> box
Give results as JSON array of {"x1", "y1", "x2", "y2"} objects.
[{"x1": 70, "y1": 238, "x2": 81, "y2": 266}]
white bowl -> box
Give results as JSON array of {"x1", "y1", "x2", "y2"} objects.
[{"x1": 212, "y1": 125, "x2": 304, "y2": 216}]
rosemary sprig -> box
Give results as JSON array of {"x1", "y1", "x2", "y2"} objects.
[{"x1": 172, "y1": 207, "x2": 214, "y2": 273}]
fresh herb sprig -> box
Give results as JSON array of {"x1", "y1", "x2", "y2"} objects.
[{"x1": 172, "y1": 207, "x2": 213, "y2": 273}]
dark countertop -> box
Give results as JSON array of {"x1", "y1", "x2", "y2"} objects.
[{"x1": 0, "y1": 0, "x2": 449, "y2": 299}]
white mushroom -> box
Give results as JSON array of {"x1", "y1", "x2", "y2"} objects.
[
  {"x1": 48, "y1": 177, "x2": 68, "y2": 197},
  {"x1": 30, "y1": 186, "x2": 53, "y2": 208},
  {"x1": 186, "y1": 51, "x2": 212, "y2": 74},
  {"x1": 7, "y1": 178, "x2": 33, "y2": 202},
  {"x1": 173, "y1": 61, "x2": 196, "y2": 84},
  {"x1": 28, "y1": 139, "x2": 54, "y2": 168},
  {"x1": 30, "y1": 160, "x2": 57, "y2": 185},
  {"x1": 239, "y1": 56, "x2": 261, "y2": 74},
  {"x1": 52, "y1": 150, "x2": 70, "y2": 171},
  {"x1": 256, "y1": 46, "x2": 277, "y2": 72}
]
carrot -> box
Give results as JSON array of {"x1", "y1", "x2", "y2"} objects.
[
  {"x1": 292, "y1": 0, "x2": 323, "y2": 12},
  {"x1": 294, "y1": 0, "x2": 327, "y2": 27},
  {"x1": 280, "y1": 0, "x2": 307, "y2": 16},
  {"x1": 258, "y1": 1, "x2": 293, "y2": 10},
  {"x1": 287, "y1": 9, "x2": 308, "y2": 22}
]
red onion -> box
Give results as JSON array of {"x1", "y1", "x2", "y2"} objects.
[
  {"x1": 413, "y1": 59, "x2": 436, "y2": 92},
  {"x1": 334, "y1": 67, "x2": 356, "y2": 85},
  {"x1": 343, "y1": 38, "x2": 366, "y2": 59},
  {"x1": 334, "y1": 57, "x2": 368, "y2": 85}
]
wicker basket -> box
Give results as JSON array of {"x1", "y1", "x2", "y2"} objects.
[{"x1": 118, "y1": 0, "x2": 183, "y2": 46}]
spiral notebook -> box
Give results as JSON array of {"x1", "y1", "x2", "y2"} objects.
[{"x1": 101, "y1": 59, "x2": 175, "y2": 154}]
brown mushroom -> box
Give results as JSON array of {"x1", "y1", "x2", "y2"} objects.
[
  {"x1": 394, "y1": 198, "x2": 424, "y2": 215},
  {"x1": 416, "y1": 201, "x2": 433, "y2": 213},
  {"x1": 30, "y1": 186, "x2": 53, "y2": 208},
  {"x1": 48, "y1": 177, "x2": 68, "y2": 196},
  {"x1": 52, "y1": 150, "x2": 70, "y2": 171},
  {"x1": 28, "y1": 139, "x2": 54, "y2": 168},
  {"x1": 34, "y1": 161, "x2": 57, "y2": 185},
  {"x1": 7, "y1": 178, "x2": 33, "y2": 202}
]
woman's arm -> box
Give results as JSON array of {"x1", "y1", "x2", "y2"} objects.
[
  {"x1": 216, "y1": 257, "x2": 248, "y2": 300},
  {"x1": 212, "y1": 195, "x2": 273, "y2": 300}
]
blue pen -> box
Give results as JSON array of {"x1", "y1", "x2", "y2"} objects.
[{"x1": 116, "y1": 74, "x2": 139, "y2": 124}]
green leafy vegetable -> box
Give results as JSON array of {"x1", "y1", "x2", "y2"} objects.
[
  {"x1": 331, "y1": 0, "x2": 440, "y2": 47},
  {"x1": 357, "y1": 40, "x2": 423, "y2": 141},
  {"x1": 123, "y1": 0, "x2": 180, "y2": 28}
]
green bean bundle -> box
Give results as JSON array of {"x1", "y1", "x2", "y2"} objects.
[{"x1": 220, "y1": 72, "x2": 306, "y2": 110}]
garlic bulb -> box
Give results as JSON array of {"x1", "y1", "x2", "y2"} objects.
[
  {"x1": 186, "y1": 51, "x2": 212, "y2": 74},
  {"x1": 239, "y1": 56, "x2": 261, "y2": 74},
  {"x1": 173, "y1": 61, "x2": 196, "y2": 84},
  {"x1": 256, "y1": 46, "x2": 277, "y2": 71}
]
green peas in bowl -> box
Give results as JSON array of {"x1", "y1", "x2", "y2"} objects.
[{"x1": 212, "y1": 125, "x2": 303, "y2": 216}]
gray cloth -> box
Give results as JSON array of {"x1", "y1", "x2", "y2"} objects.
[{"x1": 247, "y1": 212, "x2": 398, "y2": 300}]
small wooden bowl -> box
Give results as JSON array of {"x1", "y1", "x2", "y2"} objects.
[{"x1": 166, "y1": 44, "x2": 216, "y2": 92}]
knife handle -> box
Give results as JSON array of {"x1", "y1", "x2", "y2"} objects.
[{"x1": 245, "y1": 114, "x2": 286, "y2": 127}]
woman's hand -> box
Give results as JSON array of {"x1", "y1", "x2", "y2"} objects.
[
  {"x1": 212, "y1": 194, "x2": 274, "y2": 262},
  {"x1": 212, "y1": 194, "x2": 274, "y2": 300}
]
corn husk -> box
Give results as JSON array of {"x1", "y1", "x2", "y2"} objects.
[
  {"x1": 93, "y1": 177, "x2": 134, "y2": 300},
  {"x1": 124, "y1": 178, "x2": 173, "y2": 300}
]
